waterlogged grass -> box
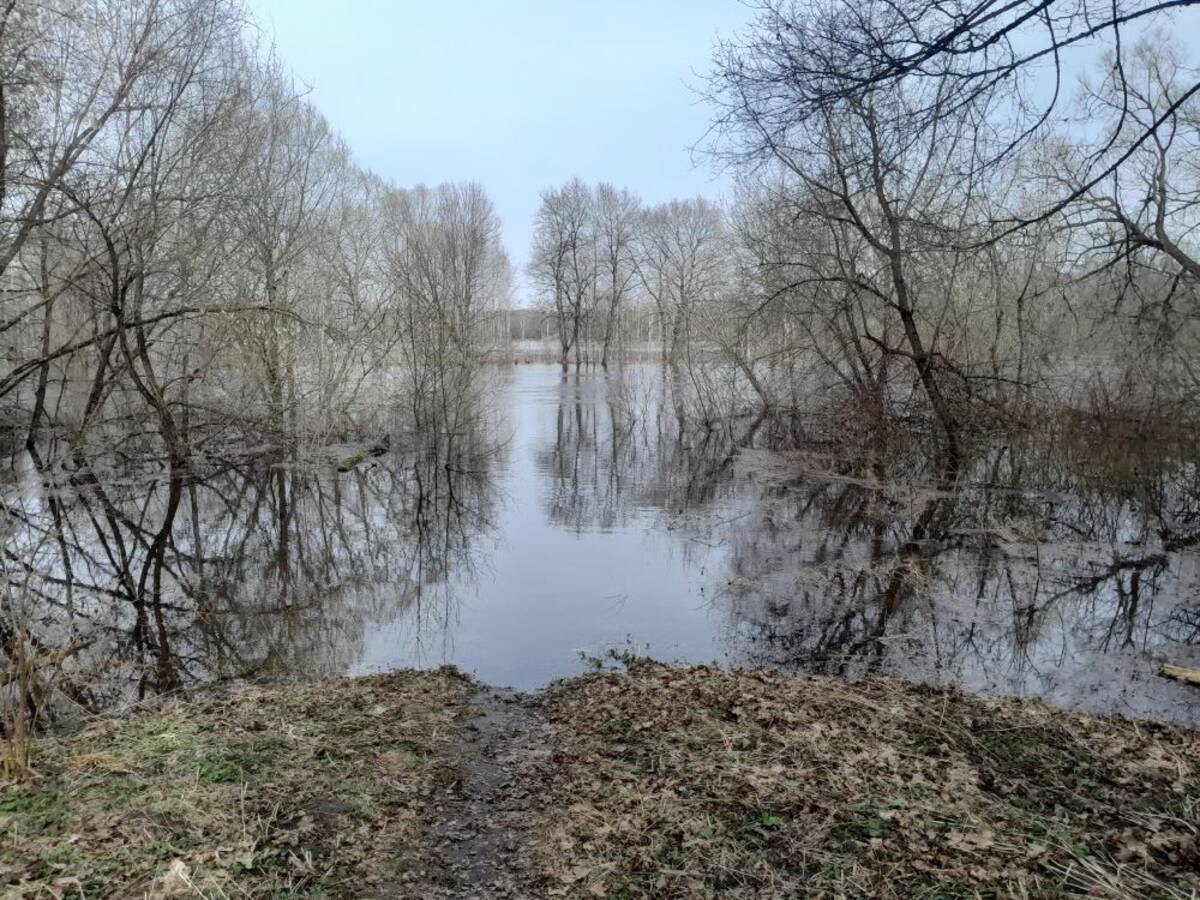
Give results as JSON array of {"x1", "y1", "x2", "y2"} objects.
[
  {"x1": 0, "y1": 669, "x2": 472, "y2": 898},
  {"x1": 533, "y1": 662, "x2": 1200, "y2": 899}
]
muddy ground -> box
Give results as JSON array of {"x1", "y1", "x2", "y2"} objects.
[{"x1": 3, "y1": 663, "x2": 1199, "y2": 898}]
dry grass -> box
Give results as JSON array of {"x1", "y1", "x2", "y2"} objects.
[
  {"x1": 2, "y1": 630, "x2": 92, "y2": 782},
  {"x1": 0, "y1": 668, "x2": 473, "y2": 898},
  {"x1": 5, "y1": 662, "x2": 1199, "y2": 898},
  {"x1": 533, "y1": 661, "x2": 1200, "y2": 899}
]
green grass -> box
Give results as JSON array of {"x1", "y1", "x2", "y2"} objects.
[{"x1": 0, "y1": 669, "x2": 472, "y2": 898}]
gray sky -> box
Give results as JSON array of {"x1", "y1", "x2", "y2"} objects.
[{"x1": 244, "y1": 0, "x2": 755, "y2": 303}]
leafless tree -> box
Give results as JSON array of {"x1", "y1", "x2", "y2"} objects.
[
  {"x1": 634, "y1": 198, "x2": 726, "y2": 369},
  {"x1": 383, "y1": 181, "x2": 511, "y2": 439},
  {"x1": 529, "y1": 179, "x2": 596, "y2": 370},
  {"x1": 706, "y1": 0, "x2": 1200, "y2": 233},
  {"x1": 593, "y1": 183, "x2": 641, "y2": 369}
]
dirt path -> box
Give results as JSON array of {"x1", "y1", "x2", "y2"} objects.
[{"x1": 404, "y1": 686, "x2": 550, "y2": 898}]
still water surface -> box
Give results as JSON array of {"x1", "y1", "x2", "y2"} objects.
[
  {"x1": 11, "y1": 363, "x2": 1200, "y2": 724},
  {"x1": 356, "y1": 365, "x2": 731, "y2": 687},
  {"x1": 351, "y1": 364, "x2": 1200, "y2": 724}
]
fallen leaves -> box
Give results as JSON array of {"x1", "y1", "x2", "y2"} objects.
[
  {"x1": 7, "y1": 662, "x2": 1198, "y2": 898},
  {"x1": 530, "y1": 661, "x2": 1200, "y2": 898},
  {"x1": 946, "y1": 827, "x2": 996, "y2": 852}
]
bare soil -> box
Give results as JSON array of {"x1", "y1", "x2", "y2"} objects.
[{"x1": 405, "y1": 687, "x2": 550, "y2": 898}]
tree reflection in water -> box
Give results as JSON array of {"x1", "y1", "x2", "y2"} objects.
[
  {"x1": 2, "y1": 397, "x2": 503, "y2": 708},
  {"x1": 716, "y1": 433, "x2": 1200, "y2": 723},
  {"x1": 4, "y1": 364, "x2": 1199, "y2": 724}
]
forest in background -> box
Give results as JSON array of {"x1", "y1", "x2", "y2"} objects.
[{"x1": 2, "y1": 0, "x2": 1197, "y2": 475}]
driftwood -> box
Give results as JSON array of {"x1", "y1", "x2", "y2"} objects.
[
  {"x1": 1158, "y1": 664, "x2": 1200, "y2": 687},
  {"x1": 336, "y1": 435, "x2": 391, "y2": 473}
]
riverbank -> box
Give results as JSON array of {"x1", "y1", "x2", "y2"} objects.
[{"x1": 3, "y1": 663, "x2": 1198, "y2": 898}]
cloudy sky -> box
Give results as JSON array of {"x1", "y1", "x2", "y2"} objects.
[{"x1": 243, "y1": 0, "x2": 756, "y2": 302}]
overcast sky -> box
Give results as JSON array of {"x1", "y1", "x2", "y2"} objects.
[{"x1": 243, "y1": 0, "x2": 755, "y2": 303}]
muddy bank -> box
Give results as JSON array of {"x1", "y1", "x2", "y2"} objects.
[{"x1": 3, "y1": 664, "x2": 1199, "y2": 898}]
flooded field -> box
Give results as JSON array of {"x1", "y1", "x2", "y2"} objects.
[{"x1": 6, "y1": 363, "x2": 1200, "y2": 724}]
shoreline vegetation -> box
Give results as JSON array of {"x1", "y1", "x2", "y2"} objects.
[{"x1": 3, "y1": 663, "x2": 1198, "y2": 898}]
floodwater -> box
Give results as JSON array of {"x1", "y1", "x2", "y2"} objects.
[
  {"x1": 356, "y1": 365, "x2": 732, "y2": 687},
  {"x1": 8, "y1": 363, "x2": 1200, "y2": 724}
]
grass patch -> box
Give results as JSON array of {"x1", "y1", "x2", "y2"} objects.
[
  {"x1": 0, "y1": 668, "x2": 472, "y2": 897},
  {"x1": 533, "y1": 662, "x2": 1200, "y2": 898},
  {"x1": 4, "y1": 661, "x2": 1197, "y2": 897}
]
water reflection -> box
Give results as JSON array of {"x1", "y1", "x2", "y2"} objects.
[
  {"x1": 4, "y1": 364, "x2": 1199, "y2": 724},
  {"x1": 2, "y1": 407, "x2": 501, "y2": 706},
  {"x1": 535, "y1": 370, "x2": 739, "y2": 533},
  {"x1": 355, "y1": 367, "x2": 734, "y2": 687},
  {"x1": 719, "y1": 439, "x2": 1200, "y2": 723}
]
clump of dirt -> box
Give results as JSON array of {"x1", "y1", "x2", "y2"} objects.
[{"x1": 531, "y1": 661, "x2": 1200, "y2": 898}]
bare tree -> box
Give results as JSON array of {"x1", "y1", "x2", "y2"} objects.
[
  {"x1": 383, "y1": 181, "x2": 511, "y2": 438},
  {"x1": 529, "y1": 178, "x2": 595, "y2": 370},
  {"x1": 635, "y1": 198, "x2": 726, "y2": 370},
  {"x1": 706, "y1": 0, "x2": 1200, "y2": 234},
  {"x1": 0, "y1": 0, "x2": 515, "y2": 716},
  {"x1": 593, "y1": 183, "x2": 641, "y2": 369}
]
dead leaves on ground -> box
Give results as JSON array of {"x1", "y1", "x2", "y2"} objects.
[{"x1": 533, "y1": 662, "x2": 1200, "y2": 898}]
